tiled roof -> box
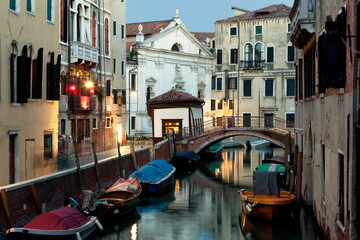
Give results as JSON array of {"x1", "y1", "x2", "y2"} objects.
[
  {"x1": 216, "y1": 4, "x2": 292, "y2": 23},
  {"x1": 126, "y1": 41, "x2": 135, "y2": 53},
  {"x1": 192, "y1": 32, "x2": 215, "y2": 42},
  {"x1": 147, "y1": 90, "x2": 204, "y2": 105},
  {"x1": 126, "y1": 20, "x2": 172, "y2": 37}
]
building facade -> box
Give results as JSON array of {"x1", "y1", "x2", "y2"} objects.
[
  {"x1": 0, "y1": 0, "x2": 61, "y2": 185},
  {"x1": 126, "y1": 10, "x2": 214, "y2": 138},
  {"x1": 290, "y1": 0, "x2": 360, "y2": 239},
  {"x1": 58, "y1": 0, "x2": 127, "y2": 156},
  {"x1": 213, "y1": 4, "x2": 295, "y2": 126}
]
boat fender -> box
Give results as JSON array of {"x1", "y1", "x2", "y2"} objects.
[
  {"x1": 95, "y1": 219, "x2": 104, "y2": 231},
  {"x1": 246, "y1": 203, "x2": 254, "y2": 215},
  {"x1": 76, "y1": 232, "x2": 82, "y2": 240},
  {"x1": 238, "y1": 189, "x2": 245, "y2": 194},
  {"x1": 244, "y1": 196, "x2": 248, "y2": 203},
  {"x1": 128, "y1": 185, "x2": 138, "y2": 192}
]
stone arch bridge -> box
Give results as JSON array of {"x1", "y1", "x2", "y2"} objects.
[{"x1": 175, "y1": 116, "x2": 294, "y2": 154}]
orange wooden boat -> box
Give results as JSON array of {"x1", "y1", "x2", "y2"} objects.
[{"x1": 239, "y1": 189, "x2": 296, "y2": 221}]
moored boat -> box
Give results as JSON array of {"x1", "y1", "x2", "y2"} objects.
[
  {"x1": 171, "y1": 150, "x2": 200, "y2": 169},
  {"x1": 92, "y1": 177, "x2": 142, "y2": 217},
  {"x1": 201, "y1": 142, "x2": 224, "y2": 162},
  {"x1": 130, "y1": 160, "x2": 176, "y2": 195},
  {"x1": 6, "y1": 207, "x2": 102, "y2": 240},
  {"x1": 239, "y1": 171, "x2": 296, "y2": 221}
]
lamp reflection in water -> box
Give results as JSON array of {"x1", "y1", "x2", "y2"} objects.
[{"x1": 130, "y1": 223, "x2": 137, "y2": 240}]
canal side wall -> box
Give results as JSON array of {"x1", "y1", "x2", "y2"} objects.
[{"x1": 0, "y1": 141, "x2": 170, "y2": 240}]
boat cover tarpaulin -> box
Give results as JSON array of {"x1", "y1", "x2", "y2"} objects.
[
  {"x1": 253, "y1": 171, "x2": 280, "y2": 196},
  {"x1": 257, "y1": 164, "x2": 284, "y2": 173},
  {"x1": 130, "y1": 160, "x2": 174, "y2": 184},
  {"x1": 104, "y1": 177, "x2": 140, "y2": 193},
  {"x1": 24, "y1": 207, "x2": 90, "y2": 230},
  {"x1": 175, "y1": 151, "x2": 199, "y2": 160}
]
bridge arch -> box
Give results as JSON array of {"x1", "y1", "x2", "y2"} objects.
[{"x1": 192, "y1": 130, "x2": 285, "y2": 154}]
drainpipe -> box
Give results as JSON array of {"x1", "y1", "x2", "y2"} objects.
[{"x1": 237, "y1": 21, "x2": 241, "y2": 122}]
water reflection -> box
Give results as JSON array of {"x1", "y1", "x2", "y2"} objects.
[{"x1": 94, "y1": 142, "x2": 324, "y2": 240}]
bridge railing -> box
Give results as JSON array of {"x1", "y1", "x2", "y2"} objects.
[{"x1": 178, "y1": 116, "x2": 294, "y2": 140}]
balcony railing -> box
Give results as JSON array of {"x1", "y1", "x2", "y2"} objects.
[
  {"x1": 69, "y1": 95, "x2": 96, "y2": 111},
  {"x1": 71, "y1": 42, "x2": 98, "y2": 63},
  {"x1": 240, "y1": 60, "x2": 265, "y2": 69}
]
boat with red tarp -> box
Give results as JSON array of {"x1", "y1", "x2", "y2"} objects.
[
  {"x1": 92, "y1": 177, "x2": 142, "y2": 217},
  {"x1": 6, "y1": 206, "x2": 102, "y2": 240}
]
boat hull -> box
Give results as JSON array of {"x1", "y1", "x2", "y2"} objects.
[
  {"x1": 239, "y1": 190, "x2": 296, "y2": 221},
  {"x1": 6, "y1": 216, "x2": 99, "y2": 240},
  {"x1": 141, "y1": 171, "x2": 175, "y2": 195}
]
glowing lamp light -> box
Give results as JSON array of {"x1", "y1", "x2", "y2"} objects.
[
  {"x1": 70, "y1": 85, "x2": 76, "y2": 91},
  {"x1": 90, "y1": 89, "x2": 95, "y2": 95},
  {"x1": 85, "y1": 81, "x2": 94, "y2": 88}
]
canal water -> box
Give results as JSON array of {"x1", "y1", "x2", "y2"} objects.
[{"x1": 94, "y1": 138, "x2": 324, "y2": 240}]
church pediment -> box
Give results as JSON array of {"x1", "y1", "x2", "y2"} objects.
[{"x1": 146, "y1": 77, "x2": 157, "y2": 85}]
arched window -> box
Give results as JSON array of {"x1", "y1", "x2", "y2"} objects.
[
  {"x1": 146, "y1": 87, "x2": 151, "y2": 102},
  {"x1": 255, "y1": 43, "x2": 264, "y2": 67},
  {"x1": 171, "y1": 44, "x2": 180, "y2": 52},
  {"x1": 244, "y1": 43, "x2": 253, "y2": 68},
  {"x1": 77, "y1": 5, "x2": 81, "y2": 42},
  {"x1": 105, "y1": 18, "x2": 109, "y2": 55},
  {"x1": 198, "y1": 90, "x2": 202, "y2": 99},
  {"x1": 92, "y1": 12, "x2": 96, "y2": 47}
]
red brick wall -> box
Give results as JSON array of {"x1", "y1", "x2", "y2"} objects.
[
  {"x1": 0, "y1": 148, "x2": 151, "y2": 239},
  {"x1": 154, "y1": 140, "x2": 171, "y2": 161}
]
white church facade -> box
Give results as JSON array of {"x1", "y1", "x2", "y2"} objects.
[{"x1": 126, "y1": 10, "x2": 214, "y2": 137}]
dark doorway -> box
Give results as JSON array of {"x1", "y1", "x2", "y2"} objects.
[{"x1": 264, "y1": 113, "x2": 274, "y2": 128}]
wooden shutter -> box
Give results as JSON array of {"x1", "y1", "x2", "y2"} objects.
[
  {"x1": 17, "y1": 46, "x2": 29, "y2": 103},
  {"x1": 33, "y1": 48, "x2": 43, "y2": 99},
  {"x1": 106, "y1": 80, "x2": 111, "y2": 96},
  {"x1": 10, "y1": 54, "x2": 15, "y2": 103},
  {"x1": 357, "y1": 3, "x2": 360, "y2": 58},
  {"x1": 324, "y1": 34, "x2": 338, "y2": 88},
  {"x1": 47, "y1": 52, "x2": 54, "y2": 100},
  {"x1": 53, "y1": 54, "x2": 61, "y2": 100}
]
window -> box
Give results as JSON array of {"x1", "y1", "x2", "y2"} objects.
[
  {"x1": 211, "y1": 99, "x2": 215, "y2": 110},
  {"x1": 216, "y1": 78, "x2": 222, "y2": 90},
  {"x1": 285, "y1": 113, "x2": 295, "y2": 128},
  {"x1": 113, "y1": 59, "x2": 116, "y2": 73},
  {"x1": 113, "y1": 21, "x2": 117, "y2": 36},
  {"x1": 46, "y1": 52, "x2": 60, "y2": 101},
  {"x1": 286, "y1": 79, "x2": 295, "y2": 97},
  {"x1": 146, "y1": 87, "x2": 151, "y2": 102},
  {"x1": 10, "y1": 0, "x2": 18, "y2": 12},
  {"x1": 217, "y1": 49, "x2": 222, "y2": 64},
  {"x1": 287, "y1": 46, "x2": 295, "y2": 62},
  {"x1": 255, "y1": 43, "x2": 264, "y2": 67},
  {"x1": 131, "y1": 116, "x2": 136, "y2": 130},
  {"x1": 121, "y1": 61, "x2": 125, "y2": 75},
  {"x1": 106, "y1": 79, "x2": 111, "y2": 96},
  {"x1": 121, "y1": 24, "x2": 125, "y2": 39},
  {"x1": 217, "y1": 100, "x2": 223, "y2": 110},
  {"x1": 27, "y1": 0, "x2": 33, "y2": 13},
  {"x1": 243, "y1": 80, "x2": 252, "y2": 97},
  {"x1": 131, "y1": 74, "x2": 136, "y2": 91},
  {"x1": 70, "y1": 119, "x2": 76, "y2": 136},
  {"x1": 267, "y1": 47, "x2": 274, "y2": 63},
  {"x1": 211, "y1": 77, "x2": 215, "y2": 90},
  {"x1": 227, "y1": 77, "x2": 237, "y2": 90},
  {"x1": 105, "y1": 18, "x2": 109, "y2": 55},
  {"x1": 304, "y1": 43, "x2": 315, "y2": 98},
  {"x1": 47, "y1": 0, "x2": 53, "y2": 22},
  {"x1": 171, "y1": 44, "x2": 180, "y2": 52},
  {"x1": 244, "y1": 43, "x2": 253, "y2": 67},
  {"x1": 230, "y1": 49, "x2": 238, "y2": 64},
  {"x1": 265, "y1": 79, "x2": 274, "y2": 97},
  {"x1": 287, "y1": 23, "x2": 291, "y2": 33},
  {"x1": 255, "y1": 25, "x2": 262, "y2": 35},
  {"x1": 60, "y1": 0, "x2": 68, "y2": 42},
  {"x1": 60, "y1": 119, "x2": 66, "y2": 135},
  {"x1": 44, "y1": 131, "x2": 53, "y2": 160},
  {"x1": 230, "y1": 27, "x2": 237, "y2": 36},
  {"x1": 162, "y1": 120, "x2": 182, "y2": 136},
  {"x1": 93, "y1": 118, "x2": 98, "y2": 129},
  {"x1": 228, "y1": 100, "x2": 233, "y2": 110},
  {"x1": 106, "y1": 117, "x2": 111, "y2": 128}
]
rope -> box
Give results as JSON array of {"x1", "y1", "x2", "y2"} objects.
[{"x1": 341, "y1": 36, "x2": 360, "y2": 55}]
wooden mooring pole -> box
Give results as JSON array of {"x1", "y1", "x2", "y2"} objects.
[
  {"x1": 1, "y1": 189, "x2": 13, "y2": 228},
  {"x1": 30, "y1": 184, "x2": 42, "y2": 215},
  {"x1": 91, "y1": 142, "x2": 101, "y2": 190},
  {"x1": 72, "y1": 136, "x2": 84, "y2": 191}
]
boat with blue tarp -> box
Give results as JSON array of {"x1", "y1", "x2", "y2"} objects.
[
  {"x1": 130, "y1": 160, "x2": 176, "y2": 195},
  {"x1": 171, "y1": 150, "x2": 200, "y2": 169}
]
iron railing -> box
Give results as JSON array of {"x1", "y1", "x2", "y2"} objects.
[
  {"x1": 177, "y1": 116, "x2": 294, "y2": 141},
  {"x1": 240, "y1": 60, "x2": 265, "y2": 69}
]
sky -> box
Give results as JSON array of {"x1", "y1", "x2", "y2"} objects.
[{"x1": 126, "y1": 0, "x2": 295, "y2": 32}]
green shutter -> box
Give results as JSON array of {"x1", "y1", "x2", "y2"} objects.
[
  {"x1": 113, "y1": 21, "x2": 116, "y2": 36},
  {"x1": 121, "y1": 25, "x2": 124, "y2": 39},
  {"x1": 10, "y1": 0, "x2": 16, "y2": 11},
  {"x1": 267, "y1": 47, "x2": 274, "y2": 63},
  {"x1": 27, "y1": 0, "x2": 32, "y2": 12},
  {"x1": 255, "y1": 26, "x2": 262, "y2": 34},
  {"x1": 47, "y1": 0, "x2": 52, "y2": 21}
]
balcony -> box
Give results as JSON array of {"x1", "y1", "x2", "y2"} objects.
[
  {"x1": 71, "y1": 42, "x2": 98, "y2": 65},
  {"x1": 240, "y1": 60, "x2": 265, "y2": 69},
  {"x1": 290, "y1": 0, "x2": 316, "y2": 48},
  {"x1": 69, "y1": 95, "x2": 96, "y2": 111}
]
